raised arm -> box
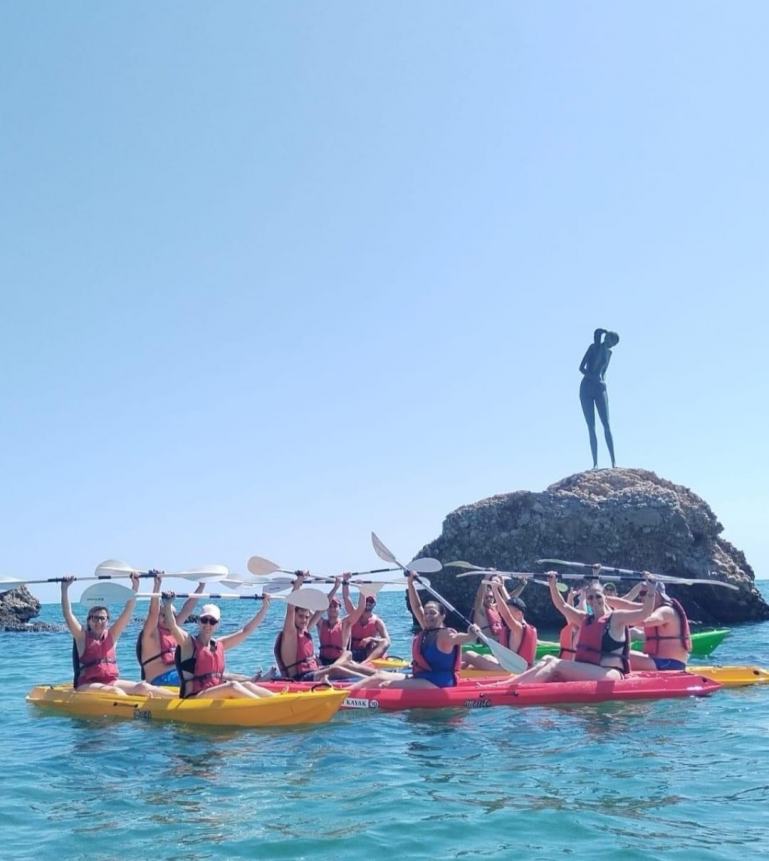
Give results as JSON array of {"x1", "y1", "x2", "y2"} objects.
[
  {"x1": 609, "y1": 578, "x2": 657, "y2": 627},
  {"x1": 548, "y1": 572, "x2": 586, "y2": 626},
  {"x1": 343, "y1": 589, "x2": 367, "y2": 632},
  {"x1": 491, "y1": 581, "x2": 522, "y2": 633},
  {"x1": 342, "y1": 577, "x2": 355, "y2": 614},
  {"x1": 221, "y1": 595, "x2": 272, "y2": 651},
  {"x1": 142, "y1": 572, "x2": 163, "y2": 635},
  {"x1": 161, "y1": 593, "x2": 190, "y2": 647},
  {"x1": 407, "y1": 571, "x2": 426, "y2": 629},
  {"x1": 176, "y1": 580, "x2": 206, "y2": 625},
  {"x1": 108, "y1": 572, "x2": 140, "y2": 641},
  {"x1": 282, "y1": 572, "x2": 305, "y2": 639},
  {"x1": 60, "y1": 577, "x2": 82, "y2": 638}
]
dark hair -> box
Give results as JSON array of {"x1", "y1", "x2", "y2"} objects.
[{"x1": 507, "y1": 597, "x2": 526, "y2": 613}]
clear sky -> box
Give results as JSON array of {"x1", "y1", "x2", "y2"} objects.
[{"x1": 2, "y1": 3, "x2": 768, "y2": 604}]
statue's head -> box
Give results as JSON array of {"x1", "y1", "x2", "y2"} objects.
[{"x1": 604, "y1": 331, "x2": 620, "y2": 348}]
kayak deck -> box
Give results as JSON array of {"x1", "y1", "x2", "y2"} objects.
[{"x1": 26, "y1": 685, "x2": 348, "y2": 727}]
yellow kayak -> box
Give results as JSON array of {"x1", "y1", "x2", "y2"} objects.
[
  {"x1": 26, "y1": 685, "x2": 348, "y2": 727},
  {"x1": 689, "y1": 666, "x2": 769, "y2": 688}
]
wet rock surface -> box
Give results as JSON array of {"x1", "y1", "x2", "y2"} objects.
[
  {"x1": 414, "y1": 468, "x2": 769, "y2": 627},
  {"x1": 0, "y1": 585, "x2": 63, "y2": 632}
]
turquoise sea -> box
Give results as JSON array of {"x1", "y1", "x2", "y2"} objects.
[{"x1": 5, "y1": 587, "x2": 769, "y2": 861}]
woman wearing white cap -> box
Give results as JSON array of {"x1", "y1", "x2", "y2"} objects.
[{"x1": 161, "y1": 594, "x2": 275, "y2": 699}]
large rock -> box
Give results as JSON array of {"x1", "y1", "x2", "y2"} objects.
[
  {"x1": 414, "y1": 468, "x2": 769, "y2": 627},
  {"x1": 0, "y1": 585, "x2": 63, "y2": 632}
]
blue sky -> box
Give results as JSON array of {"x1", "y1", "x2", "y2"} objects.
[{"x1": 2, "y1": 3, "x2": 767, "y2": 603}]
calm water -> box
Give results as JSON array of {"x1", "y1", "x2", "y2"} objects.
[{"x1": 5, "y1": 588, "x2": 769, "y2": 860}]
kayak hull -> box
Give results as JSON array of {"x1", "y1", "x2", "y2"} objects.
[
  {"x1": 692, "y1": 665, "x2": 769, "y2": 688},
  {"x1": 26, "y1": 685, "x2": 348, "y2": 727},
  {"x1": 462, "y1": 628, "x2": 730, "y2": 660},
  {"x1": 261, "y1": 672, "x2": 720, "y2": 711}
]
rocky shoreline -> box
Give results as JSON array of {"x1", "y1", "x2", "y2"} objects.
[{"x1": 414, "y1": 468, "x2": 769, "y2": 627}]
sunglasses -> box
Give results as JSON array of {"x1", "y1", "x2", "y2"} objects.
[
  {"x1": 88, "y1": 616, "x2": 108, "y2": 622},
  {"x1": 585, "y1": 594, "x2": 603, "y2": 601},
  {"x1": 200, "y1": 616, "x2": 219, "y2": 625}
]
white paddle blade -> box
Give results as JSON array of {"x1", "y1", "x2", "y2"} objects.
[
  {"x1": 0, "y1": 578, "x2": 27, "y2": 590},
  {"x1": 485, "y1": 637, "x2": 527, "y2": 673},
  {"x1": 371, "y1": 532, "x2": 399, "y2": 566},
  {"x1": 444, "y1": 560, "x2": 480, "y2": 569},
  {"x1": 356, "y1": 582, "x2": 386, "y2": 598},
  {"x1": 80, "y1": 582, "x2": 133, "y2": 606},
  {"x1": 285, "y1": 588, "x2": 328, "y2": 613},
  {"x1": 175, "y1": 564, "x2": 229, "y2": 582},
  {"x1": 247, "y1": 555, "x2": 282, "y2": 576},
  {"x1": 94, "y1": 559, "x2": 137, "y2": 577},
  {"x1": 219, "y1": 575, "x2": 270, "y2": 589},
  {"x1": 261, "y1": 578, "x2": 297, "y2": 595},
  {"x1": 407, "y1": 557, "x2": 443, "y2": 574}
]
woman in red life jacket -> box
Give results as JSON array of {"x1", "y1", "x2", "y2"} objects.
[
  {"x1": 513, "y1": 572, "x2": 656, "y2": 684},
  {"x1": 558, "y1": 587, "x2": 586, "y2": 661},
  {"x1": 350, "y1": 571, "x2": 483, "y2": 690},
  {"x1": 62, "y1": 574, "x2": 174, "y2": 698},
  {"x1": 137, "y1": 572, "x2": 205, "y2": 685},
  {"x1": 162, "y1": 594, "x2": 275, "y2": 699},
  {"x1": 300, "y1": 575, "x2": 378, "y2": 679},
  {"x1": 464, "y1": 579, "x2": 538, "y2": 671},
  {"x1": 471, "y1": 580, "x2": 506, "y2": 643},
  {"x1": 613, "y1": 581, "x2": 692, "y2": 671},
  {"x1": 275, "y1": 571, "x2": 327, "y2": 681}
]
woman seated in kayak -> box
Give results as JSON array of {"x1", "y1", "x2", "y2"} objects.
[
  {"x1": 558, "y1": 586, "x2": 587, "y2": 661},
  {"x1": 136, "y1": 572, "x2": 205, "y2": 686},
  {"x1": 61, "y1": 575, "x2": 174, "y2": 698},
  {"x1": 470, "y1": 575, "x2": 527, "y2": 645},
  {"x1": 608, "y1": 581, "x2": 691, "y2": 671},
  {"x1": 274, "y1": 572, "x2": 328, "y2": 681},
  {"x1": 350, "y1": 571, "x2": 482, "y2": 690},
  {"x1": 307, "y1": 576, "x2": 378, "y2": 679},
  {"x1": 512, "y1": 572, "x2": 656, "y2": 684},
  {"x1": 464, "y1": 579, "x2": 538, "y2": 670},
  {"x1": 162, "y1": 594, "x2": 275, "y2": 699}
]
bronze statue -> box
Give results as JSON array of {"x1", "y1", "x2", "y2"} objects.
[{"x1": 579, "y1": 328, "x2": 619, "y2": 468}]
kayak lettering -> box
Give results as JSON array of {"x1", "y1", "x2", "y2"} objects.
[
  {"x1": 464, "y1": 697, "x2": 492, "y2": 708},
  {"x1": 343, "y1": 698, "x2": 380, "y2": 709},
  {"x1": 133, "y1": 709, "x2": 153, "y2": 721}
]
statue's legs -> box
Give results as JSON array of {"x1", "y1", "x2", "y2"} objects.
[
  {"x1": 579, "y1": 388, "x2": 599, "y2": 468},
  {"x1": 594, "y1": 390, "x2": 615, "y2": 467}
]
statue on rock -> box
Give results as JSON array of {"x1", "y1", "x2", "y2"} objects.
[{"x1": 579, "y1": 328, "x2": 619, "y2": 468}]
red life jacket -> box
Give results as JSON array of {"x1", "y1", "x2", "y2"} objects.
[
  {"x1": 73, "y1": 631, "x2": 119, "y2": 687},
  {"x1": 575, "y1": 613, "x2": 629, "y2": 673},
  {"x1": 350, "y1": 616, "x2": 380, "y2": 656},
  {"x1": 274, "y1": 630, "x2": 319, "y2": 678},
  {"x1": 135, "y1": 624, "x2": 178, "y2": 680},
  {"x1": 176, "y1": 636, "x2": 225, "y2": 698},
  {"x1": 484, "y1": 605, "x2": 507, "y2": 644},
  {"x1": 643, "y1": 598, "x2": 692, "y2": 656},
  {"x1": 559, "y1": 623, "x2": 579, "y2": 660},
  {"x1": 411, "y1": 628, "x2": 461, "y2": 676},
  {"x1": 508, "y1": 622, "x2": 538, "y2": 666},
  {"x1": 318, "y1": 618, "x2": 345, "y2": 663}
]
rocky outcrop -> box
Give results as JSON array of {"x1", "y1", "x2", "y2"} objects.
[
  {"x1": 0, "y1": 586, "x2": 63, "y2": 632},
  {"x1": 414, "y1": 469, "x2": 769, "y2": 627}
]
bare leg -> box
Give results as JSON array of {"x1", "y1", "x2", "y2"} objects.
[
  {"x1": 462, "y1": 651, "x2": 503, "y2": 672},
  {"x1": 193, "y1": 681, "x2": 271, "y2": 700},
  {"x1": 580, "y1": 390, "x2": 599, "y2": 467},
  {"x1": 628, "y1": 650, "x2": 657, "y2": 671},
  {"x1": 347, "y1": 670, "x2": 409, "y2": 691},
  {"x1": 512, "y1": 655, "x2": 561, "y2": 685}
]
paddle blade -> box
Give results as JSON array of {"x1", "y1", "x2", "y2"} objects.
[
  {"x1": 261, "y1": 577, "x2": 298, "y2": 594},
  {"x1": 444, "y1": 560, "x2": 481, "y2": 569},
  {"x1": 481, "y1": 635, "x2": 527, "y2": 673},
  {"x1": 285, "y1": 588, "x2": 329, "y2": 613},
  {"x1": 94, "y1": 559, "x2": 136, "y2": 577},
  {"x1": 371, "y1": 532, "x2": 399, "y2": 566},
  {"x1": 175, "y1": 564, "x2": 229, "y2": 582},
  {"x1": 80, "y1": 582, "x2": 133, "y2": 606},
  {"x1": 247, "y1": 555, "x2": 281, "y2": 576},
  {"x1": 0, "y1": 578, "x2": 27, "y2": 590},
  {"x1": 356, "y1": 582, "x2": 386, "y2": 598},
  {"x1": 407, "y1": 557, "x2": 443, "y2": 574}
]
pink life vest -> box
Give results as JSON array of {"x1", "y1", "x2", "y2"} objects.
[
  {"x1": 643, "y1": 598, "x2": 692, "y2": 656},
  {"x1": 274, "y1": 630, "x2": 319, "y2": 678},
  {"x1": 508, "y1": 622, "x2": 538, "y2": 666},
  {"x1": 575, "y1": 613, "x2": 629, "y2": 673},
  {"x1": 318, "y1": 618, "x2": 345, "y2": 663},
  {"x1": 558, "y1": 623, "x2": 579, "y2": 660},
  {"x1": 177, "y1": 637, "x2": 225, "y2": 698},
  {"x1": 484, "y1": 605, "x2": 507, "y2": 643},
  {"x1": 73, "y1": 631, "x2": 119, "y2": 687},
  {"x1": 136, "y1": 624, "x2": 178, "y2": 679}
]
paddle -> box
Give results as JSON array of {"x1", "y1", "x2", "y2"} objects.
[
  {"x1": 80, "y1": 582, "x2": 329, "y2": 612},
  {"x1": 0, "y1": 560, "x2": 229, "y2": 592},
  {"x1": 370, "y1": 532, "x2": 527, "y2": 673},
  {"x1": 537, "y1": 559, "x2": 740, "y2": 591},
  {"x1": 247, "y1": 555, "x2": 442, "y2": 578},
  {"x1": 456, "y1": 569, "x2": 539, "y2": 579}
]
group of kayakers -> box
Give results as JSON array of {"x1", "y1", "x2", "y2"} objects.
[{"x1": 61, "y1": 563, "x2": 693, "y2": 700}]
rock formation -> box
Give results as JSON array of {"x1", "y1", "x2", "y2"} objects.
[
  {"x1": 0, "y1": 585, "x2": 63, "y2": 632},
  {"x1": 414, "y1": 468, "x2": 769, "y2": 627}
]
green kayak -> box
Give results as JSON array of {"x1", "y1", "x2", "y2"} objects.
[{"x1": 464, "y1": 628, "x2": 730, "y2": 659}]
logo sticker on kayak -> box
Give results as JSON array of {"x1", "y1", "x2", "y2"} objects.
[
  {"x1": 464, "y1": 697, "x2": 492, "y2": 708},
  {"x1": 344, "y1": 697, "x2": 380, "y2": 709}
]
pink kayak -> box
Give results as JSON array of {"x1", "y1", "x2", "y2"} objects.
[{"x1": 260, "y1": 671, "x2": 720, "y2": 711}]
